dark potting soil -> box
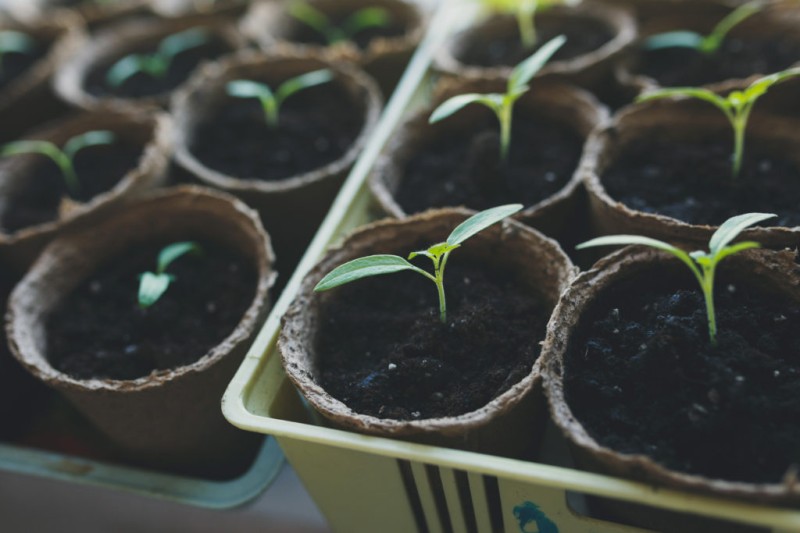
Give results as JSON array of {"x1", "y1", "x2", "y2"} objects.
[
  {"x1": 47, "y1": 242, "x2": 257, "y2": 381},
  {"x1": 458, "y1": 17, "x2": 613, "y2": 68},
  {"x1": 637, "y1": 36, "x2": 800, "y2": 87},
  {"x1": 1, "y1": 142, "x2": 143, "y2": 233},
  {"x1": 317, "y1": 261, "x2": 547, "y2": 420},
  {"x1": 84, "y1": 37, "x2": 232, "y2": 99},
  {"x1": 565, "y1": 266, "x2": 800, "y2": 484},
  {"x1": 289, "y1": 9, "x2": 408, "y2": 51},
  {"x1": 190, "y1": 83, "x2": 363, "y2": 181},
  {"x1": 0, "y1": 35, "x2": 49, "y2": 93},
  {"x1": 602, "y1": 136, "x2": 800, "y2": 227},
  {"x1": 394, "y1": 111, "x2": 583, "y2": 214}
]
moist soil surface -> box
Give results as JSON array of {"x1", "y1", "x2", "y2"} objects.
[
  {"x1": 191, "y1": 83, "x2": 363, "y2": 181},
  {"x1": 288, "y1": 9, "x2": 408, "y2": 50},
  {"x1": 1, "y1": 142, "x2": 143, "y2": 233},
  {"x1": 47, "y1": 242, "x2": 257, "y2": 380},
  {"x1": 317, "y1": 261, "x2": 548, "y2": 420},
  {"x1": 602, "y1": 136, "x2": 800, "y2": 227},
  {"x1": 394, "y1": 111, "x2": 583, "y2": 214},
  {"x1": 85, "y1": 37, "x2": 232, "y2": 99},
  {"x1": 637, "y1": 36, "x2": 800, "y2": 87},
  {"x1": 0, "y1": 36, "x2": 49, "y2": 92},
  {"x1": 457, "y1": 17, "x2": 613, "y2": 68},
  {"x1": 565, "y1": 265, "x2": 800, "y2": 484}
]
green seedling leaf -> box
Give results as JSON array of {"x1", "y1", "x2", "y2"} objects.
[
  {"x1": 645, "y1": 1, "x2": 762, "y2": 54},
  {"x1": 0, "y1": 130, "x2": 115, "y2": 197},
  {"x1": 227, "y1": 69, "x2": 333, "y2": 128},
  {"x1": 138, "y1": 241, "x2": 202, "y2": 309},
  {"x1": 314, "y1": 205, "x2": 522, "y2": 323},
  {"x1": 106, "y1": 28, "x2": 209, "y2": 87},
  {"x1": 637, "y1": 67, "x2": 800, "y2": 178},
  {"x1": 289, "y1": 2, "x2": 332, "y2": 38},
  {"x1": 340, "y1": 7, "x2": 392, "y2": 40},
  {"x1": 577, "y1": 212, "x2": 776, "y2": 345},
  {"x1": 447, "y1": 203, "x2": 523, "y2": 245},
  {"x1": 429, "y1": 36, "x2": 565, "y2": 161},
  {"x1": 289, "y1": 2, "x2": 392, "y2": 44}
]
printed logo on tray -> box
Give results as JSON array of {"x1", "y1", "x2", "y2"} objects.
[{"x1": 513, "y1": 501, "x2": 558, "y2": 533}]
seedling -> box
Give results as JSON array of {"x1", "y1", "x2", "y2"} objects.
[
  {"x1": 645, "y1": 1, "x2": 762, "y2": 54},
  {"x1": 577, "y1": 212, "x2": 776, "y2": 346},
  {"x1": 429, "y1": 34, "x2": 566, "y2": 162},
  {"x1": 481, "y1": 0, "x2": 578, "y2": 50},
  {"x1": 106, "y1": 28, "x2": 209, "y2": 87},
  {"x1": 226, "y1": 69, "x2": 334, "y2": 129},
  {"x1": 0, "y1": 130, "x2": 115, "y2": 196},
  {"x1": 637, "y1": 68, "x2": 800, "y2": 178},
  {"x1": 288, "y1": 1, "x2": 392, "y2": 45},
  {"x1": 0, "y1": 31, "x2": 35, "y2": 74},
  {"x1": 314, "y1": 204, "x2": 523, "y2": 323},
  {"x1": 138, "y1": 242, "x2": 202, "y2": 309}
]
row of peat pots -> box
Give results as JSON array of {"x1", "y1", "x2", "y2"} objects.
[{"x1": 0, "y1": 0, "x2": 798, "y2": 527}]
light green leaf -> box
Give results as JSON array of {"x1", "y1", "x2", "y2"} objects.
[
  {"x1": 157, "y1": 241, "x2": 202, "y2": 274},
  {"x1": 159, "y1": 28, "x2": 208, "y2": 58},
  {"x1": 314, "y1": 254, "x2": 427, "y2": 291},
  {"x1": 744, "y1": 67, "x2": 800, "y2": 100},
  {"x1": 644, "y1": 31, "x2": 704, "y2": 51},
  {"x1": 289, "y1": 1, "x2": 331, "y2": 35},
  {"x1": 138, "y1": 271, "x2": 174, "y2": 309},
  {"x1": 637, "y1": 87, "x2": 729, "y2": 111},
  {"x1": 708, "y1": 212, "x2": 776, "y2": 254},
  {"x1": 106, "y1": 54, "x2": 148, "y2": 87},
  {"x1": 508, "y1": 34, "x2": 566, "y2": 92},
  {"x1": 429, "y1": 93, "x2": 502, "y2": 124},
  {"x1": 341, "y1": 7, "x2": 391, "y2": 38},
  {"x1": 227, "y1": 79, "x2": 273, "y2": 100},
  {"x1": 700, "y1": 1, "x2": 761, "y2": 54},
  {"x1": 714, "y1": 240, "x2": 761, "y2": 263},
  {"x1": 63, "y1": 130, "x2": 115, "y2": 160},
  {"x1": 0, "y1": 31, "x2": 35, "y2": 55},
  {"x1": 1, "y1": 140, "x2": 60, "y2": 159},
  {"x1": 576, "y1": 235, "x2": 683, "y2": 253},
  {"x1": 276, "y1": 69, "x2": 333, "y2": 104},
  {"x1": 447, "y1": 204, "x2": 523, "y2": 246}
]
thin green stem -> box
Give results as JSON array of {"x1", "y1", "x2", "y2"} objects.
[
  {"x1": 61, "y1": 159, "x2": 81, "y2": 197},
  {"x1": 702, "y1": 264, "x2": 718, "y2": 345},
  {"x1": 498, "y1": 102, "x2": 513, "y2": 163},
  {"x1": 516, "y1": 8, "x2": 536, "y2": 50},
  {"x1": 262, "y1": 96, "x2": 279, "y2": 129},
  {"x1": 435, "y1": 251, "x2": 453, "y2": 323},
  {"x1": 732, "y1": 104, "x2": 753, "y2": 179}
]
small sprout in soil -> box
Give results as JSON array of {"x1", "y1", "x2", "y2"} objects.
[
  {"x1": 226, "y1": 69, "x2": 334, "y2": 129},
  {"x1": 138, "y1": 242, "x2": 202, "y2": 309},
  {"x1": 106, "y1": 28, "x2": 209, "y2": 87},
  {"x1": 314, "y1": 204, "x2": 523, "y2": 324},
  {"x1": 0, "y1": 130, "x2": 115, "y2": 197},
  {"x1": 288, "y1": 1, "x2": 392, "y2": 45},
  {"x1": 577, "y1": 212, "x2": 776, "y2": 346},
  {"x1": 429, "y1": 35, "x2": 566, "y2": 162},
  {"x1": 0, "y1": 31, "x2": 35, "y2": 74},
  {"x1": 481, "y1": 0, "x2": 578, "y2": 50},
  {"x1": 644, "y1": 1, "x2": 762, "y2": 54},
  {"x1": 637, "y1": 67, "x2": 800, "y2": 178}
]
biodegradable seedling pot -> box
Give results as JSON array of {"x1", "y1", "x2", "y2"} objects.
[
  {"x1": 370, "y1": 77, "x2": 608, "y2": 241},
  {"x1": 0, "y1": 108, "x2": 171, "y2": 271},
  {"x1": 6, "y1": 186, "x2": 276, "y2": 471},
  {"x1": 241, "y1": 0, "x2": 426, "y2": 95},
  {"x1": 616, "y1": 2, "x2": 800, "y2": 98},
  {"x1": 0, "y1": 13, "x2": 85, "y2": 145},
  {"x1": 542, "y1": 246, "x2": 800, "y2": 530},
  {"x1": 435, "y1": 1, "x2": 636, "y2": 91},
  {"x1": 279, "y1": 208, "x2": 577, "y2": 457},
  {"x1": 172, "y1": 49, "x2": 382, "y2": 283},
  {"x1": 152, "y1": 0, "x2": 249, "y2": 19},
  {"x1": 584, "y1": 99, "x2": 800, "y2": 250},
  {"x1": 8, "y1": 0, "x2": 151, "y2": 29},
  {"x1": 54, "y1": 15, "x2": 244, "y2": 112}
]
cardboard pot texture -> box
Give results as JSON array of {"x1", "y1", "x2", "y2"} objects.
[
  {"x1": 370, "y1": 76, "x2": 609, "y2": 244},
  {"x1": 434, "y1": 2, "x2": 637, "y2": 93},
  {"x1": 0, "y1": 13, "x2": 85, "y2": 145},
  {"x1": 6, "y1": 187, "x2": 276, "y2": 470},
  {"x1": 583, "y1": 99, "x2": 800, "y2": 251},
  {"x1": 0, "y1": 109, "x2": 172, "y2": 273},
  {"x1": 615, "y1": 3, "x2": 800, "y2": 99},
  {"x1": 541, "y1": 247, "x2": 800, "y2": 531},
  {"x1": 172, "y1": 49, "x2": 382, "y2": 281},
  {"x1": 240, "y1": 0, "x2": 426, "y2": 96},
  {"x1": 280, "y1": 208, "x2": 578, "y2": 458},
  {"x1": 54, "y1": 15, "x2": 246, "y2": 112}
]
